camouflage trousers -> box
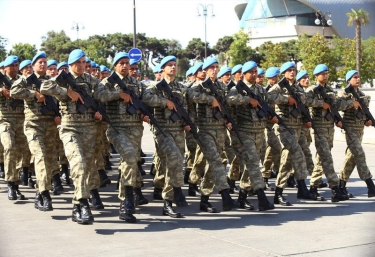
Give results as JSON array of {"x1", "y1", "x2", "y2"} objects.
[
  {"x1": 227, "y1": 130, "x2": 242, "y2": 181},
  {"x1": 94, "y1": 122, "x2": 107, "y2": 172},
  {"x1": 19, "y1": 145, "x2": 32, "y2": 169},
  {"x1": 153, "y1": 129, "x2": 184, "y2": 201},
  {"x1": 339, "y1": 128, "x2": 372, "y2": 182},
  {"x1": 59, "y1": 124, "x2": 96, "y2": 204},
  {"x1": 152, "y1": 146, "x2": 164, "y2": 188},
  {"x1": 298, "y1": 127, "x2": 314, "y2": 175},
  {"x1": 275, "y1": 125, "x2": 308, "y2": 188},
  {"x1": 0, "y1": 140, "x2": 3, "y2": 163},
  {"x1": 189, "y1": 144, "x2": 207, "y2": 184},
  {"x1": 56, "y1": 130, "x2": 68, "y2": 166},
  {"x1": 262, "y1": 127, "x2": 281, "y2": 178},
  {"x1": 52, "y1": 128, "x2": 62, "y2": 177},
  {"x1": 107, "y1": 126, "x2": 143, "y2": 201},
  {"x1": 185, "y1": 131, "x2": 197, "y2": 171},
  {"x1": 0, "y1": 117, "x2": 27, "y2": 184},
  {"x1": 235, "y1": 130, "x2": 265, "y2": 192},
  {"x1": 24, "y1": 119, "x2": 56, "y2": 192}
]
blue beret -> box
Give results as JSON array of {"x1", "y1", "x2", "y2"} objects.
[
  {"x1": 19, "y1": 60, "x2": 32, "y2": 70},
  {"x1": 280, "y1": 61, "x2": 296, "y2": 74},
  {"x1": 313, "y1": 64, "x2": 328, "y2": 75},
  {"x1": 218, "y1": 67, "x2": 232, "y2": 78},
  {"x1": 296, "y1": 70, "x2": 309, "y2": 81},
  {"x1": 202, "y1": 58, "x2": 218, "y2": 70},
  {"x1": 113, "y1": 52, "x2": 129, "y2": 65},
  {"x1": 185, "y1": 68, "x2": 192, "y2": 78},
  {"x1": 129, "y1": 59, "x2": 138, "y2": 66},
  {"x1": 57, "y1": 62, "x2": 68, "y2": 70},
  {"x1": 95, "y1": 63, "x2": 100, "y2": 68},
  {"x1": 346, "y1": 70, "x2": 358, "y2": 82},
  {"x1": 32, "y1": 52, "x2": 47, "y2": 65},
  {"x1": 47, "y1": 60, "x2": 57, "y2": 67},
  {"x1": 231, "y1": 64, "x2": 242, "y2": 75},
  {"x1": 153, "y1": 64, "x2": 162, "y2": 73},
  {"x1": 242, "y1": 61, "x2": 257, "y2": 74},
  {"x1": 257, "y1": 68, "x2": 265, "y2": 76},
  {"x1": 91, "y1": 61, "x2": 97, "y2": 68},
  {"x1": 3, "y1": 55, "x2": 19, "y2": 67},
  {"x1": 68, "y1": 49, "x2": 85, "y2": 65},
  {"x1": 265, "y1": 67, "x2": 280, "y2": 78},
  {"x1": 191, "y1": 62, "x2": 203, "y2": 75},
  {"x1": 160, "y1": 56, "x2": 176, "y2": 68},
  {"x1": 85, "y1": 57, "x2": 91, "y2": 63},
  {"x1": 100, "y1": 65, "x2": 107, "y2": 72}
]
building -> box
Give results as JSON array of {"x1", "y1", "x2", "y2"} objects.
[{"x1": 234, "y1": 0, "x2": 375, "y2": 48}]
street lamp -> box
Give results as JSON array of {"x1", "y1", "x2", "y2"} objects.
[
  {"x1": 71, "y1": 21, "x2": 85, "y2": 40},
  {"x1": 314, "y1": 11, "x2": 333, "y2": 37},
  {"x1": 196, "y1": 4, "x2": 215, "y2": 59},
  {"x1": 143, "y1": 49, "x2": 150, "y2": 77}
]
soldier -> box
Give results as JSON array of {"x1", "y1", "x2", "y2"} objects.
[
  {"x1": 268, "y1": 61, "x2": 316, "y2": 206},
  {"x1": 226, "y1": 61, "x2": 275, "y2": 211},
  {"x1": 57, "y1": 62, "x2": 69, "y2": 73},
  {"x1": 85, "y1": 58, "x2": 92, "y2": 74},
  {"x1": 153, "y1": 64, "x2": 163, "y2": 82},
  {"x1": 338, "y1": 70, "x2": 375, "y2": 197},
  {"x1": 46, "y1": 60, "x2": 58, "y2": 77},
  {"x1": 40, "y1": 49, "x2": 103, "y2": 224},
  {"x1": 100, "y1": 65, "x2": 110, "y2": 80},
  {"x1": 188, "y1": 58, "x2": 239, "y2": 213},
  {"x1": 257, "y1": 68, "x2": 267, "y2": 169},
  {"x1": 305, "y1": 64, "x2": 348, "y2": 202},
  {"x1": 91, "y1": 62, "x2": 100, "y2": 79},
  {"x1": 11, "y1": 52, "x2": 58, "y2": 211},
  {"x1": 0, "y1": 55, "x2": 27, "y2": 200},
  {"x1": 19, "y1": 60, "x2": 33, "y2": 76},
  {"x1": 142, "y1": 55, "x2": 188, "y2": 218},
  {"x1": 129, "y1": 59, "x2": 139, "y2": 79}
]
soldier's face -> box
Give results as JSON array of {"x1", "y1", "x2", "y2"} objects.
[
  {"x1": 154, "y1": 72, "x2": 163, "y2": 81},
  {"x1": 284, "y1": 68, "x2": 296, "y2": 81},
  {"x1": 101, "y1": 71, "x2": 110, "y2": 79},
  {"x1": 33, "y1": 58, "x2": 47, "y2": 75},
  {"x1": 316, "y1": 71, "x2": 328, "y2": 85},
  {"x1": 299, "y1": 75, "x2": 310, "y2": 87},
  {"x1": 244, "y1": 67, "x2": 257, "y2": 84},
  {"x1": 70, "y1": 56, "x2": 86, "y2": 76},
  {"x1": 46, "y1": 65, "x2": 58, "y2": 77},
  {"x1": 206, "y1": 63, "x2": 219, "y2": 79},
  {"x1": 115, "y1": 58, "x2": 130, "y2": 77},
  {"x1": 163, "y1": 61, "x2": 177, "y2": 76},
  {"x1": 59, "y1": 66, "x2": 69, "y2": 73},
  {"x1": 86, "y1": 63, "x2": 92, "y2": 73},
  {"x1": 256, "y1": 74, "x2": 264, "y2": 85},
  {"x1": 267, "y1": 76, "x2": 278, "y2": 86},
  {"x1": 233, "y1": 71, "x2": 243, "y2": 81},
  {"x1": 349, "y1": 74, "x2": 360, "y2": 87},
  {"x1": 189, "y1": 74, "x2": 196, "y2": 82},
  {"x1": 21, "y1": 64, "x2": 33, "y2": 76},
  {"x1": 4, "y1": 62, "x2": 19, "y2": 78},
  {"x1": 222, "y1": 72, "x2": 232, "y2": 84},
  {"x1": 129, "y1": 64, "x2": 139, "y2": 78}
]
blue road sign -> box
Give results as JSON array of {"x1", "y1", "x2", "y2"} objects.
[{"x1": 128, "y1": 48, "x2": 143, "y2": 62}]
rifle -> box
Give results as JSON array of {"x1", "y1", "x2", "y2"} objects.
[
  {"x1": 55, "y1": 70, "x2": 118, "y2": 133},
  {"x1": 345, "y1": 84, "x2": 375, "y2": 127},
  {"x1": 236, "y1": 80, "x2": 293, "y2": 135},
  {"x1": 0, "y1": 72, "x2": 23, "y2": 108},
  {"x1": 155, "y1": 79, "x2": 203, "y2": 146},
  {"x1": 314, "y1": 84, "x2": 351, "y2": 138},
  {"x1": 26, "y1": 73, "x2": 60, "y2": 117},
  {"x1": 278, "y1": 77, "x2": 319, "y2": 136},
  {"x1": 107, "y1": 72, "x2": 166, "y2": 137},
  {"x1": 202, "y1": 78, "x2": 243, "y2": 145}
]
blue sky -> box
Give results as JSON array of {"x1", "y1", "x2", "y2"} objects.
[{"x1": 0, "y1": 0, "x2": 240, "y2": 51}]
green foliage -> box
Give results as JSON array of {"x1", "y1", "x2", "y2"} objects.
[
  {"x1": 347, "y1": 8, "x2": 370, "y2": 27},
  {"x1": 257, "y1": 42, "x2": 288, "y2": 70},
  {"x1": 9, "y1": 43, "x2": 37, "y2": 61},
  {"x1": 213, "y1": 36, "x2": 234, "y2": 66},
  {"x1": 227, "y1": 30, "x2": 252, "y2": 67},
  {"x1": 0, "y1": 36, "x2": 8, "y2": 60},
  {"x1": 40, "y1": 30, "x2": 76, "y2": 62}
]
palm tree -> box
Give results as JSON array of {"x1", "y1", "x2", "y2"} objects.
[{"x1": 347, "y1": 8, "x2": 370, "y2": 75}]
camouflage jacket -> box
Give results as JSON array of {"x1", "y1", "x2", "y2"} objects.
[{"x1": 0, "y1": 73, "x2": 24, "y2": 118}]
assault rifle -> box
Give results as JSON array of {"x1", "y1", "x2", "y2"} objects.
[
  {"x1": 236, "y1": 80, "x2": 293, "y2": 135},
  {"x1": 0, "y1": 72, "x2": 23, "y2": 108},
  {"x1": 107, "y1": 72, "x2": 166, "y2": 137},
  {"x1": 345, "y1": 84, "x2": 375, "y2": 127}
]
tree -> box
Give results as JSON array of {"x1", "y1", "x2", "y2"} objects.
[
  {"x1": 213, "y1": 36, "x2": 234, "y2": 66},
  {"x1": 347, "y1": 8, "x2": 370, "y2": 74},
  {"x1": 185, "y1": 38, "x2": 217, "y2": 62},
  {"x1": 227, "y1": 30, "x2": 253, "y2": 67},
  {"x1": 256, "y1": 41, "x2": 288, "y2": 70},
  {"x1": 9, "y1": 43, "x2": 37, "y2": 61},
  {"x1": 0, "y1": 36, "x2": 8, "y2": 60},
  {"x1": 40, "y1": 30, "x2": 75, "y2": 61}
]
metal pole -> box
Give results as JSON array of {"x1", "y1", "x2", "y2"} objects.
[
  {"x1": 204, "y1": 14, "x2": 207, "y2": 58},
  {"x1": 76, "y1": 26, "x2": 79, "y2": 40},
  {"x1": 133, "y1": 0, "x2": 136, "y2": 48}
]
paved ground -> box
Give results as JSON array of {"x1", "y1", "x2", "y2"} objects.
[{"x1": 0, "y1": 124, "x2": 374, "y2": 257}]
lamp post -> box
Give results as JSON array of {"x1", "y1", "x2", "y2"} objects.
[
  {"x1": 133, "y1": 0, "x2": 137, "y2": 48},
  {"x1": 314, "y1": 11, "x2": 333, "y2": 37},
  {"x1": 196, "y1": 4, "x2": 215, "y2": 59},
  {"x1": 71, "y1": 21, "x2": 85, "y2": 41}
]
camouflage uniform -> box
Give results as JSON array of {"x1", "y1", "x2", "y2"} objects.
[
  {"x1": 298, "y1": 127, "x2": 314, "y2": 175},
  {"x1": 142, "y1": 78, "x2": 185, "y2": 200}
]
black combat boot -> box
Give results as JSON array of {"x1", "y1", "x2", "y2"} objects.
[
  {"x1": 200, "y1": 195, "x2": 217, "y2": 213},
  {"x1": 153, "y1": 187, "x2": 163, "y2": 200},
  {"x1": 7, "y1": 182, "x2": 17, "y2": 200},
  {"x1": 72, "y1": 204, "x2": 84, "y2": 224},
  {"x1": 264, "y1": 178, "x2": 274, "y2": 191},
  {"x1": 365, "y1": 178, "x2": 375, "y2": 198},
  {"x1": 188, "y1": 183, "x2": 200, "y2": 196},
  {"x1": 274, "y1": 187, "x2": 291, "y2": 206},
  {"x1": 163, "y1": 200, "x2": 182, "y2": 218},
  {"x1": 257, "y1": 188, "x2": 275, "y2": 211},
  {"x1": 331, "y1": 186, "x2": 349, "y2": 202},
  {"x1": 227, "y1": 176, "x2": 239, "y2": 194},
  {"x1": 138, "y1": 162, "x2": 146, "y2": 176},
  {"x1": 20, "y1": 167, "x2": 29, "y2": 186},
  {"x1": 173, "y1": 187, "x2": 187, "y2": 207},
  {"x1": 110, "y1": 143, "x2": 117, "y2": 154},
  {"x1": 339, "y1": 180, "x2": 354, "y2": 198},
  {"x1": 309, "y1": 186, "x2": 325, "y2": 201},
  {"x1": 184, "y1": 169, "x2": 191, "y2": 184},
  {"x1": 14, "y1": 185, "x2": 26, "y2": 200},
  {"x1": 0, "y1": 162, "x2": 4, "y2": 178},
  {"x1": 28, "y1": 172, "x2": 35, "y2": 188},
  {"x1": 296, "y1": 180, "x2": 317, "y2": 200},
  {"x1": 40, "y1": 190, "x2": 53, "y2": 211},
  {"x1": 34, "y1": 191, "x2": 43, "y2": 209},
  {"x1": 79, "y1": 199, "x2": 94, "y2": 223},
  {"x1": 60, "y1": 164, "x2": 71, "y2": 185},
  {"x1": 270, "y1": 171, "x2": 278, "y2": 179},
  {"x1": 220, "y1": 189, "x2": 238, "y2": 211},
  {"x1": 52, "y1": 173, "x2": 64, "y2": 192},
  {"x1": 134, "y1": 187, "x2": 149, "y2": 206},
  {"x1": 286, "y1": 173, "x2": 297, "y2": 188},
  {"x1": 89, "y1": 189, "x2": 104, "y2": 209},
  {"x1": 119, "y1": 186, "x2": 137, "y2": 223},
  {"x1": 238, "y1": 188, "x2": 255, "y2": 210},
  {"x1": 98, "y1": 169, "x2": 111, "y2": 188},
  {"x1": 105, "y1": 156, "x2": 112, "y2": 170},
  {"x1": 318, "y1": 179, "x2": 328, "y2": 188}
]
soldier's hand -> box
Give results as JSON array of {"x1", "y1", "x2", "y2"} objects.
[
  {"x1": 304, "y1": 122, "x2": 312, "y2": 128},
  {"x1": 54, "y1": 116, "x2": 61, "y2": 126},
  {"x1": 288, "y1": 96, "x2": 298, "y2": 107},
  {"x1": 119, "y1": 92, "x2": 133, "y2": 104},
  {"x1": 141, "y1": 114, "x2": 150, "y2": 124},
  {"x1": 212, "y1": 97, "x2": 221, "y2": 111},
  {"x1": 166, "y1": 99, "x2": 176, "y2": 111},
  {"x1": 94, "y1": 111, "x2": 102, "y2": 121},
  {"x1": 249, "y1": 97, "x2": 262, "y2": 108},
  {"x1": 365, "y1": 120, "x2": 372, "y2": 126},
  {"x1": 353, "y1": 100, "x2": 361, "y2": 110},
  {"x1": 270, "y1": 116, "x2": 278, "y2": 124},
  {"x1": 226, "y1": 122, "x2": 232, "y2": 131},
  {"x1": 184, "y1": 125, "x2": 191, "y2": 132},
  {"x1": 35, "y1": 91, "x2": 46, "y2": 104},
  {"x1": 2, "y1": 87, "x2": 10, "y2": 99},
  {"x1": 322, "y1": 102, "x2": 331, "y2": 112},
  {"x1": 335, "y1": 121, "x2": 342, "y2": 128},
  {"x1": 67, "y1": 89, "x2": 84, "y2": 103}
]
